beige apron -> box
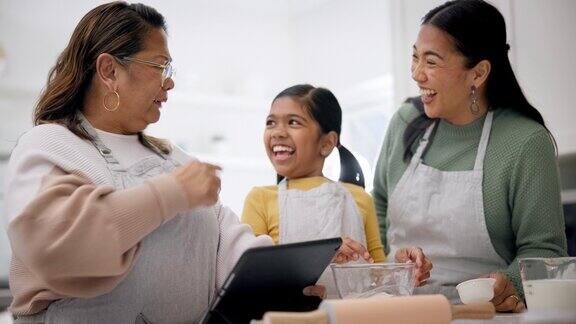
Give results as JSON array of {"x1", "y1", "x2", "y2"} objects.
[
  {"x1": 278, "y1": 179, "x2": 366, "y2": 298},
  {"x1": 386, "y1": 112, "x2": 508, "y2": 302}
]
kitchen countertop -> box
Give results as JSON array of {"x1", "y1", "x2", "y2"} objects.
[
  {"x1": 453, "y1": 314, "x2": 524, "y2": 324},
  {"x1": 453, "y1": 312, "x2": 576, "y2": 324}
]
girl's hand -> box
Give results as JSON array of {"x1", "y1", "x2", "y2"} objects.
[
  {"x1": 333, "y1": 237, "x2": 374, "y2": 264},
  {"x1": 394, "y1": 246, "x2": 433, "y2": 286},
  {"x1": 302, "y1": 285, "x2": 327, "y2": 299},
  {"x1": 487, "y1": 272, "x2": 525, "y2": 313}
]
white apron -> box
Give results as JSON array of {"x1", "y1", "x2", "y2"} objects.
[
  {"x1": 278, "y1": 179, "x2": 366, "y2": 298},
  {"x1": 386, "y1": 112, "x2": 508, "y2": 302},
  {"x1": 36, "y1": 119, "x2": 221, "y2": 324}
]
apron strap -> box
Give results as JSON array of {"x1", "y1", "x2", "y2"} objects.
[
  {"x1": 77, "y1": 114, "x2": 170, "y2": 171},
  {"x1": 473, "y1": 111, "x2": 494, "y2": 171},
  {"x1": 78, "y1": 113, "x2": 125, "y2": 172},
  {"x1": 409, "y1": 112, "x2": 494, "y2": 171},
  {"x1": 278, "y1": 178, "x2": 288, "y2": 191},
  {"x1": 410, "y1": 121, "x2": 436, "y2": 165}
]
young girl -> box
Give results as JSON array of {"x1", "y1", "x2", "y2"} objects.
[{"x1": 242, "y1": 84, "x2": 432, "y2": 296}]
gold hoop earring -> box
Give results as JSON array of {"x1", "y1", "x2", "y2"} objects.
[
  {"x1": 470, "y1": 85, "x2": 480, "y2": 115},
  {"x1": 103, "y1": 90, "x2": 120, "y2": 112}
]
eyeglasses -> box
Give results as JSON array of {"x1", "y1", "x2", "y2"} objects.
[{"x1": 119, "y1": 56, "x2": 175, "y2": 88}]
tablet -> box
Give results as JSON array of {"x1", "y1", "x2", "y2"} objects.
[{"x1": 201, "y1": 237, "x2": 342, "y2": 324}]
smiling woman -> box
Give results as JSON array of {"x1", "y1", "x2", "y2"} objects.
[
  {"x1": 81, "y1": 28, "x2": 174, "y2": 135},
  {"x1": 373, "y1": 0, "x2": 568, "y2": 314},
  {"x1": 33, "y1": 3, "x2": 174, "y2": 155},
  {"x1": 410, "y1": 24, "x2": 491, "y2": 126},
  {"x1": 3, "y1": 2, "x2": 276, "y2": 323}
]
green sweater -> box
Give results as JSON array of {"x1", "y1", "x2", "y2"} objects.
[{"x1": 373, "y1": 101, "x2": 568, "y2": 296}]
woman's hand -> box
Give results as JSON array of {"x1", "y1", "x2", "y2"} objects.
[
  {"x1": 172, "y1": 161, "x2": 222, "y2": 208},
  {"x1": 302, "y1": 285, "x2": 327, "y2": 299},
  {"x1": 333, "y1": 237, "x2": 374, "y2": 264},
  {"x1": 394, "y1": 246, "x2": 433, "y2": 286},
  {"x1": 488, "y1": 272, "x2": 525, "y2": 313}
]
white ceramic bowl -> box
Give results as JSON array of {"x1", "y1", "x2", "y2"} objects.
[
  {"x1": 456, "y1": 278, "x2": 496, "y2": 304},
  {"x1": 331, "y1": 262, "x2": 416, "y2": 299}
]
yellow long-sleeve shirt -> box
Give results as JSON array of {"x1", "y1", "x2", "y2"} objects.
[{"x1": 241, "y1": 176, "x2": 385, "y2": 262}]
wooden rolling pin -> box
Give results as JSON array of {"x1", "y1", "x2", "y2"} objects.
[
  {"x1": 255, "y1": 295, "x2": 495, "y2": 324},
  {"x1": 451, "y1": 302, "x2": 495, "y2": 320}
]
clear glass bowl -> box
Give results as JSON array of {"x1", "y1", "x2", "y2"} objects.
[
  {"x1": 519, "y1": 257, "x2": 576, "y2": 319},
  {"x1": 330, "y1": 262, "x2": 416, "y2": 299}
]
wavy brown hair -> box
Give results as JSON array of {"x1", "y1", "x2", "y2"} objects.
[{"x1": 34, "y1": 1, "x2": 171, "y2": 154}]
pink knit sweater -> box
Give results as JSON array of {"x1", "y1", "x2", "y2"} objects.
[{"x1": 4, "y1": 124, "x2": 272, "y2": 315}]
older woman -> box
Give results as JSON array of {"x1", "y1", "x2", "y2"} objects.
[
  {"x1": 373, "y1": 0, "x2": 567, "y2": 313},
  {"x1": 3, "y1": 2, "x2": 353, "y2": 323}
]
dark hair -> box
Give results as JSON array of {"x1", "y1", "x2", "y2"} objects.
[
  {"x1": 34, "y1": 2, "x2": 171, "y2": 154},
  {"x1": 273, "y1": 84, "x2": 365, "y2": 187},
  {"x1": 403, "y1": 0, "x2": 554, "y2": 162}
]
